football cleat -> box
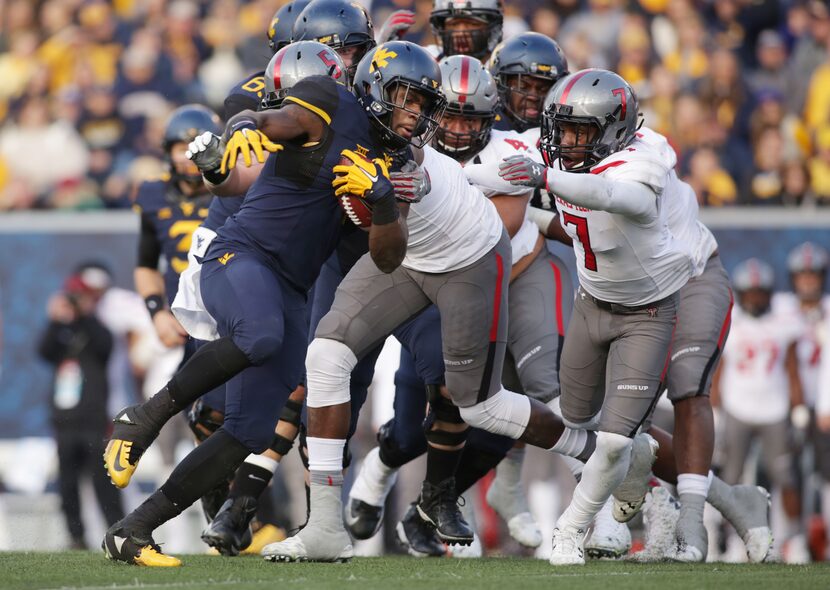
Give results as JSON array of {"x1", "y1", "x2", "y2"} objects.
[
  {"x1": 200, "y1": 480, "x2": 231, "y2": 523},
  {"x1": 102, "y1": 526, "x2": 180, "y2": 567},
  {"x1": 262, "y1": 529, "x2": 353, "y2": 563},
  {"x1": 345, "y1": 447, "x2": 399, "y2": 539},
  {"x1": 631, "y1": 486, "x2": 680, "y2": 562},
  {"x1": 344, "y1": 499, "x2": 384, "y2": 541},
  {"x1": 730, "y1": 485, "x2": 774, "y2": 563},
  {"x1": 612, "y1": 433, "x2": 659, "y2": 523},
  {"x1": 549, "y1": 526, "x2": 586, "y2": 566},
  {"x1": 242, "y1": 524, "x2": 287, "y2": 555},
  {"x1": 486, "y1": 463, "x2": 542, "y2": 549},
  {"x1": 416, "y1": 478, "x2": 474, "y2": 545},
  {"x1": 672, "y1": 494, "x2": 707, "y2": 563},
  {"x1": 448, "y1": 533, "x2": 482, "y2": 558},
  {"x1": 396, "y1": 503, "x2": 446, "y2": 558},
  {"x1": 585, "y1": 497, "x2": 631, "y2": 560},
  {"x1": 103, "y1": 405, "x2": 162, "y2": 489},
  {"x1": 201, "y1": 497, "x2": 256, "y2": 556}
]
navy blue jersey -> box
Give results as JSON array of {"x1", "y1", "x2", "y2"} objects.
[
  {"x1": 224, "y1": 70, "x2": 266, "y2": 119},
  {"x1": 207, "y1": 76, "x2": 389, "y2": 294},
  {"x1": 492, "y1": 108, "x2": 514, "y2": 131},
  {"x1": 134, "y1": 179, "x2": 212, "y2": 303},
  {"x1": 203, "y1": 196, "x2": 244, "y2": 232}
]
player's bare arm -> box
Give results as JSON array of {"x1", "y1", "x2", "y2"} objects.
[{"x1": 134, "y1": 267, "x2": 186, "y2": 347}]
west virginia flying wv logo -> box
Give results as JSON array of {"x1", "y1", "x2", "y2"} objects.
[
  {"x1": 370, "y1": 48, "x2": 398, "y2": 72},
  {"x1": 268, "y1": 17, "x2": 278, "y2": 39}
]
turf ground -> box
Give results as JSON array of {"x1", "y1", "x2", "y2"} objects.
[{"x1": 1, "y1": 553, "x2": 829, "y2": 590}]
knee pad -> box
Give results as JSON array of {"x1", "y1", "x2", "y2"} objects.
[
  {"x1": 427, "y1": 385, "x2": 465, "y2": 424},
  {"x1": 378, "y1": 419, "x2": 427, "y2": 468},
  {"x1": 458, "y1": 389, "x2": 531, "y2": 440},
  {"x1": 305, "y1": 338, "x2": 357, "y2": 408},
  {"x1": 595, "y1": 431, "x2": 633, "y2": 464},
  {"x1": 187, "y1": 399, "x2": 224, "y2": 443}
]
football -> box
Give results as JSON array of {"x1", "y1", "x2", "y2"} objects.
[{"x1": 336, "y1": 153, "x2": 373, "y2": 230}]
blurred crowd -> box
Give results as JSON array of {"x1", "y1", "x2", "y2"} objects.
[{"x1": 3, "y1": 0, "x2": 830, "y2": 209}]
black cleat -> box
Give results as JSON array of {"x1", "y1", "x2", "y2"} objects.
[
  {"x1": 396, "y1": 503, "x2": 446, "y2": 557},
  {"x1": 344, "y1": 498, "x2": 384, "y2": 540},
  {"x1": 416, "y1": 477, "x2": 473, "y2": 546},
  {"x1": 103, "y1": 404, "x2": 164, "y2": 489},
  {"x1": 200, "y1": 480, "x2": 231, "y2": 523},
  {"x1": 201, "y1": 497, "x2": 256, "y2": 556},
  {"x1": 102, "y1": 523, "x2": 181, "y2": 567}
]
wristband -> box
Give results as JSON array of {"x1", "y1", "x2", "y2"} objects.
[
  {"x1": 371, "y1": 192, "x2": 400, "y2": 225},
  {"x1": 145, "y1": 295, "x2": 165, "y2": 318},
  {"x1": 203, "y1": 167, "x2": 229, "y2": 186},
  {"x1": 223, "y1": 115, "x2": 257, "y2": 142}
]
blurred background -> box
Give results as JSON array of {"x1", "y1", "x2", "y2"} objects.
[{"x1": 0, "y1": 0, "x2": 829, "y2": 564}]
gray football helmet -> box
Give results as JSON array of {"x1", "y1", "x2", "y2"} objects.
[
  {"x1": 430, "y1": 0, "x2": 503, "y2": 60},
  {"x1": 540, "y1": 68, "x2": 641, "y2": 172},
  {"x1": 262, "y1": 41, "x2": 348, "y2": 109},
  {"x1": 787, "y1": 242, "x2": 829, "y2": 274},
  {"x1": 434, "y1": 55, "x2": 498, "y2": 159},
  {"x1": 733, "y1": 258, "x2": 775, "y2": 292}
]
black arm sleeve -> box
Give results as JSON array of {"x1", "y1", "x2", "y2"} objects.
[
  {"x1": 282, "y1": 76, "x2": 340, "y2": 124},
  {"x1": 137, "y1": 213, "x2": 162, "y2": 269},
  {"x1": 224, "y1": 93, "x2": 261, "y2": 120}
]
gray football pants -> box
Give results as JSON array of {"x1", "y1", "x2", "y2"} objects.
[
  {"x1": 315, "y1": 230, "x2": 511, "y2": 408},
  {"x1": 559, "y1": 287, "x2": 679, "y2": 437}
]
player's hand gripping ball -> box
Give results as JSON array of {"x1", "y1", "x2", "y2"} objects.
[{"x1": 332, "y1": 149, "x2": 391, "y2": 229}]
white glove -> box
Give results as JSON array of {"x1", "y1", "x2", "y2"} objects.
[
  {"x1": 375, "y1": 10, "x2": 415, "y2": 43},
  {"x1": 186, "y1": 131, "x2": 223, "y2": 172}
]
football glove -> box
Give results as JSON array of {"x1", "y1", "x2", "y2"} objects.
[
  {"x1": 220, "y1": 128, "x2": 283, "y2": 174},
  {"x1": 186, "y1": 131, "x2": 224, "y2": 173},
  {"x1": 390, "y1": 160, "x2": 430, "y2": 203},
  {"x1": 332, "y1": 149, "x2": 392, "y2": 204},
  {"x1": 498, "y1": 155, "x2": 548, "y2": 189},
  {"x1": 376, "y1": 9, "x2": 416, "y2": 43}
]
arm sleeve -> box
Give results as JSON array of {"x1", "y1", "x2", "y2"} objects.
[
  {"x1": 282, "y1": 76, "x2": 339, "y2": 125},
  {"x1": 546, "y1": 167, "x2": 658, "y2": 220},
  {"x1": 464, "y1": 163, "x2": 533, "y2": 198},
  {"x1": 224, "y1": 93, "x2": 261, "y2": 120},
  {"x1": 137, "y1": 213, "x2": 161, "y2": 269}
]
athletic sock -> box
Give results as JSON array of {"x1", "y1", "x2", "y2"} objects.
[
  {"x1": 454, "y1": 447, "x2": 505, "y2": 494},
  {"x1": 425, "y1": 445, "x2": 463, "y2": 487},
  {"x1": 166, "y1": 337, "x2": 251, "y2": 411},
  {"x1": 550, "y1": 427, "x2": 596, "y2": 462},
  {"x1": 230, "y1": 455, "x2": 278, "y2": 500},
  {"x1": 677, "y1": 472, "x2": 711, "y2": 524},
  {"x1": 705, "y1": 472, "x2": 735, "y2": 517},
  {"x1": 307, "y1": 437, "x2": 346, "y2": 488}
]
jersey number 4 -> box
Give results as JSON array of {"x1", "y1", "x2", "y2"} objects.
[{"x1": 561, "y1": 212, "x2": 597, "y2": 271}]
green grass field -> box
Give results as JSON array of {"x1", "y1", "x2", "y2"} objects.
[{"x1": 1, "y1": 553, "x2": 829, "y2": 590}]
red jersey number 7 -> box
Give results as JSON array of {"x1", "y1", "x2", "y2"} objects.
[{"x1": 562, "y1": 212, "x2": 598, "y2": 271}]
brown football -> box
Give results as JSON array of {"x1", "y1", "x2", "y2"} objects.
[{"x1": 336, "y1": 153, "x2": 373, "y2": 230}]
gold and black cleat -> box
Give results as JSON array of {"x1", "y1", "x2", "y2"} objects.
[
  {"x1": 103, "y1": 405, "x2": 161, "y2": 488},
  {"x1": 102, "y1": 527, "x2": 181, "y2": 567}
]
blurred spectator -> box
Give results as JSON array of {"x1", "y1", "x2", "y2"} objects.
[
  {"x1": 695, "y1": 48, "x2": 753, "y2": 142},
  {"x1": 37, "y1": 271, "x2": 124, "y2": 550},
  {"x1": 748, "y1": 126, "x2": 785, "y2": 205},
  {"x1": 685, "y1": 146, "x2": 739, "y2": 207},
  {"x1": 615, "y1": 23, "x2": 652, "y2": 92},
  {"x1": 559, "y1": 0, "x2": 624, "y2": 66},
  {"x1": 787, "y1": 0, "x2": 830, "y2": 116},
  {"x1": 779, "y1": 160, "x2": 815, "y2": 207},
  {"x1": 0, "y1": 97, "x2": 92, "y2": 209},
  {"x1": 808, "y1": 126, "x2": 830, "y2": 205},
  {"x1": 747, "y1": 30, "x2": 789, "y2": 96},
  {"x1": 662, "y1": 11, "x2": 709, "y2": 87}
]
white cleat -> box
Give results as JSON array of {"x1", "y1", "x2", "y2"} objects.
[
  {"x1": 585, "y1": 498, "x2": 631, "y2": 560},
  {"x1": 505, "y1": 512, "x2": 543, "y2": 549},
  {"x1": 630, "y1": 486, "x2": 680, "y2": 562},
  {"x1": 612, "y1": 433, "x2": 659, "y2": 523},
  {"x1": 486, "y1": 460, "x2": 542, "y2": 549},
  {"x1": 549, "y1": 527, "x2": 586, "y2": 566},
  {"x1": 448, "y1": 533, "x2": 482, "y2": 558},
  {"x1": 725, "y1": 485, "x2": 773, "y2": 563},
  {"x1": 262, "y1": 530, "x2": 353, "y2": 563},
  {"x1": 784, "y1": 533, "x2": 811, "y2": 565}
]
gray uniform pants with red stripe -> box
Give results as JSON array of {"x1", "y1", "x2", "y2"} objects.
[
  {"x1": 502, "y1": 248, "x2": 574, "y2": 403},
  {"x1": 559, "y1": 287, "x2": 679, "y2": 437},
  {"x1": 315, "y1": 230, "x2": 511, "y2": 408}
]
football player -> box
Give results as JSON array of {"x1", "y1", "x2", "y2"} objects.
[
  {"x1": 500, "y1": 69, "x2": 694, "y2": 565},
  {"x1": 260, "y1": 44, "x2": 633, "y2": 564},
  {"x1": 346, "y1": 56, "x2": 575, "y2": 556},
  {"x1": 711, "y1": 259, "x2": 808, "y2": 563},
  {"x1": 488, "y1": 32, "x2": 569, "y2": 135},
  {"x1": 133, "y1": 105, "x2": 220, "y2": 348},
  {"x1": 100, "y1": 41, "x2": 404, "y2": 566},
  {"x1": 428, "y1": 0, "x2": 503, "y2": 61}
]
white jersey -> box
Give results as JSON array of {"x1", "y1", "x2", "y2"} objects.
[
  {"x1": 772, "y1": 292, "x2": 830, "y2": 408},
  {"x1": 721, "y1": 303, "x2": 805, "y2": 424},
  {"x1": 403, "y1": 145, "x2": 504, "y2": 273},
  {"x1": 551, "y1": 127, "x2": 693, "y2": 305},
  {"x1": 633, "y1": 129, "x2": 718, "y2": 277},
  {"x1": 463, "y1": 129, "x2": 539, "y2": 265}
]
